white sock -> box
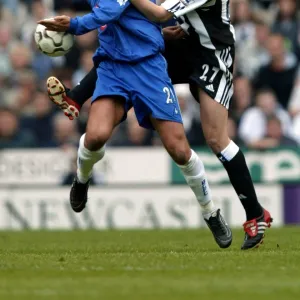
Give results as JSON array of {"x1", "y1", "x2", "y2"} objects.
[
  {"x1": 178, "y1": 150, "x2": 216, "y2": 218},
  {"x1": 77, "y1": 134, "x2": 105, "y2": 184},
  {"x1": 219, "y1": 140, "x2": 239, "y2": 162}
]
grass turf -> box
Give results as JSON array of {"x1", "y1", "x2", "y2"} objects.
[{"x1": 0, "y1": 228, "x2": 300, "y2": 300}]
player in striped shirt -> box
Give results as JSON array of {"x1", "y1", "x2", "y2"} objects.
[{"x1": 130, "y1": 0, "x2": 272, "y2": 250}]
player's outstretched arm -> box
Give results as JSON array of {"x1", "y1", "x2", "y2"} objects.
[{"x1": 39, "y1": 0, "x2": 130, "y2": 35}]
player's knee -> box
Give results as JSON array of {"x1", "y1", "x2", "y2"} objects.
[
  {"x1": 165, "y1": 138, "x2": 191, "y2": 165},
  {"x1": 203, "y1": 126, "x2": 228, "y2": 153},
  {"x1": 85, "y1": 129, "x2": 111, "y2": 151},
  {"x1": 206, "y1": 137, "x2": 221, "y2": 153},
  {"x1": 206, "y1": 133, "x2": 229, "y2": 153},
  {"x1": 173, "y1": 148, "x2": 191, "y2": 165}
]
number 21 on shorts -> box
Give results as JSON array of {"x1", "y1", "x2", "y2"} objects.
[{"x1": 163, "y1": 87, "x2": 176, "y2": 104}]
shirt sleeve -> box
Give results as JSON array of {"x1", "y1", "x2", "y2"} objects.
[
  {"x1": 161, "y1": 0, "x2": 209, "y2": 17},
  {"x1": 68, "y1": 0, "x2": 130, "y2": 35}
]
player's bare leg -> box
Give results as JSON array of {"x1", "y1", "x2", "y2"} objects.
[
  {"x1": 150, "y1": 117, "x2": 232, "y2": 248},
  {"x1": 199, "y1": 89, "x2": 273, "y2": 249},
  {"x1": 70, "y1": 97, "x2": 125, "y2": 213}
]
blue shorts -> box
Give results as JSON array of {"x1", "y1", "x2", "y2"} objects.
[{"x1": 92, "y1": 54, "x2": 183, "y2": 129}]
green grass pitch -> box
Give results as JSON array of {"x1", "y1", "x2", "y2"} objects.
[{"x1": 0, "y1": 228, "x2": 300, "y2": 300}]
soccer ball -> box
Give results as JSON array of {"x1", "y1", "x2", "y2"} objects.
[{"x1": 34, "y1": 24, "x2": 74, "y2": 57}]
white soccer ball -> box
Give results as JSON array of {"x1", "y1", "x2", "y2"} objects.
[{"x1": 34, "y1": 24, "x2": 74, "y2": 57}]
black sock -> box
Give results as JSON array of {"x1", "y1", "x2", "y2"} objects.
[
  {"x1": 217, "y1": 149, "x2": 263, "y2": 221},
  {"x1": 67, "y1": 66, "x2": 97, "y2": 107}
]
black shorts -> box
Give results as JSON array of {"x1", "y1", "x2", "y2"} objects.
[{"x1": 164, "y1": 38, "x2": 235, "y2": 109}]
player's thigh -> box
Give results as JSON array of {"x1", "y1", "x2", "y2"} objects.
[
  {"x1": 130, "y1": 55, "x2": 183, "y2": 129},
  {"x1": 87, "y1": 65, "x2": 127, "y2": 149},
  {"x1": 191, "y1": 45, "x2": 234, "y2": 108},
  {"x1": 192, "y1": 46, "x2": 234, "y2": 152},
  {"x1": 87, "y1": 97, "x2": 125, "y2": 135},
  {"x1": 131, "y1": 55, "x2": 191, "y2": 164},
  {"x1": 151, "y1": 117, "x2": 191, "y2": 165},
  {"x1": 199, "y1": 89, "x2": 230, "y2": 153},
  {"x1": 85, "y1": 97, "x2": 125, "y2": 150},
  {"x1": 86, "y1": 62, "x2": 128, "y2": 149}
]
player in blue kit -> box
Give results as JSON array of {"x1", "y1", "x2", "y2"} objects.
[{"x1": 40, "y1": 0, "x2": 232, "y2": 248}]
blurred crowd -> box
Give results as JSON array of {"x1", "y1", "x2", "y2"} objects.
[{"x1": 1, "y1": 0, "x2": 300, "y2": 150}]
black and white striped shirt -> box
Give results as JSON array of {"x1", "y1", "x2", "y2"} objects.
[{"x1": 161, "y1": 0, "x2": 236, "y2": 50}]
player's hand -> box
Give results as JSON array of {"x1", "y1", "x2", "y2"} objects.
[
  {"x1": 38, "y1": 16, "x2": 71, "y2": 32},
  {"x1": 163, "y1": 26, "x2": 186, "y2": 41}
]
